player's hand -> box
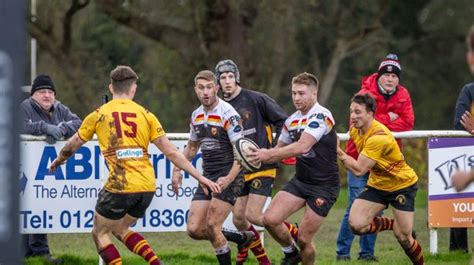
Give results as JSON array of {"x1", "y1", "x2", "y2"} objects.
[
  {"x1": 199, "y1": 178, "x2": 221, "y2": 195},
  {"x1": 248, "y1": 147, "x2": 271, "y2": 164},
  {"x1": 171, "y1": 168, "x2": 183, "y2": 194},
  {"x1": 48, "y1": 158, "x2": 64, "y2": 173},
  {"x1": 460, "y1": 111, "x2": 474, "y2": 135},
  {"x1": 216, "y1": 176, "x2": 233, "y2": 191},
  {"x1": 388, "y1": 112, "x2": 399, "y2": 122},
  {"x1": 451, "y1": 170, "x2": 474, "y2": 192}
]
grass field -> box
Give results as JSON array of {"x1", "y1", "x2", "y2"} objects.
[{"x1": 26, "y1": 188, "x2": 473, "y2": 265}]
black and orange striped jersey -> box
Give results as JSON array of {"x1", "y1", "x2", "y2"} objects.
[
  {"x1": 79, "y1": 99, "x2": 165, "y2": 193},
  {"x1": 224, "y1": 88, "x2": 288, "y2": 180},
  {"x1": 189, "y1": 98, "x2": 243, "y2": 180},
  {"x1": 350, "y1": 120, "x2": 418, "y2": 192}
]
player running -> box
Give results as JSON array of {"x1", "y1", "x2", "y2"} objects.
[{"x1": 49, "y1": 65, "x2": 219, "y2": 265}]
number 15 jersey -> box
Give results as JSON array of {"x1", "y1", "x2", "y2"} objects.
[{"x1": 78, "y1": 99, "x2": 165, "y2": 193}]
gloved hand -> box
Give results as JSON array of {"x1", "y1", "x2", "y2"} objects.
[
  {"x1": 46, "y1": 135, "x2": 57, "y2": 145},
  {"x1": 41, "y1": 123, "x2": 64, "y2": 144}
]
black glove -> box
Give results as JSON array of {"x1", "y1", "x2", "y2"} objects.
[
  {"x1": 46, "y1": 135, "x2": 57, "y2": 145},
  {"x1": 41, "y1": 123, "x2": 64, "y2": 142}
]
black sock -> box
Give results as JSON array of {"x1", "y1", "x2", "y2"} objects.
[
  {"x1": 216, "y1": 250, "x2": 231, "y2": 265},
  {"x1": 221, "y1": 228, "x2": 246, "y2": 244}
]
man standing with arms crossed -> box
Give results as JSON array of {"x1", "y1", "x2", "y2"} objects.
[
  {"x1": 215, "y1": 59, "x2": 291, "y2": 265},
  {"x1": 172, "y1": 70, "x2": 254, "y2": 265},
  {"x1": 249, "y1": 72, "x2": 340, "y2": 265},
  {"x1": 450, "y1": 24, "x2": 474, "y2": 253},
  {"x1": 49, "y1": 65, "x2": 220, "y2": 265},
  {"x1": 337, "y1": 93, "x2": 424, "y2": 265},
  {"x1": 336, "y1": 53, "x2": 414, "y2": 261}
]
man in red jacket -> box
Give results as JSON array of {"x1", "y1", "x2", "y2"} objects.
[{"x1": 336, "y1": 54, "x2": 415, "y2": 261}]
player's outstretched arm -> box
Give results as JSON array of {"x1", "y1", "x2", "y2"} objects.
[
  {"x1": 216, "y1": 160, "x2": 241, "y2": 190},
  {"x1": 49, "y1": 133, "x2": 86, "y2": 172},
  {"x1": 153, "y1": 136, "x2": 220, "y2": 194}
]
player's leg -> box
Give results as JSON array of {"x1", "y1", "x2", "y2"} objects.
[
  {"x1": 207, "y1": 197, "x2": 235, "y2": 265},
  {"x1": 112, "y1": 193, "x2": 161, "y2": 265},
  {"x1": 232, "y1": 193, "x2": 253, "y2": 264},
  {"x1": 296, "y1": 206, "x2": 325, "y2": 265},
  {"x1": 187, "y1": 185, "x2": 212, "y2": 240},
  {"x1": 92, "y1": 190, "x2": 127, "y2": 265},
  {"x1": 348, "y1": 187, "x2": 390, "y2": 235},
  {"x1": 241, "y1": 177, "x2": 273, "y2": 265},
  {"x1": 92, "y1": 212, "x2": 122, "y2": 265},
  {"x1": 391, "y1": 184, "x2": 424, "y2": 265},
  {"x1": 187, "y1": 200, "x2": 211, "y2": 240}
]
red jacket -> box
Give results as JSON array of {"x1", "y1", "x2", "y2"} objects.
[{"x1": 346, "y1": 73, "x2": 415, "y2": 159}]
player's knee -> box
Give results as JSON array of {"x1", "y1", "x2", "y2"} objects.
[
  {"x1": 232, "y1": 212, "x2": 246, "y2": 227},
  {"x1": 297, "y1": 237, "x2": 314, "y2": 252},
  {"x1": 348, "y1": 219, "x2": 364, "y2": 235},
  {"x1": 245, "y1": 210, "x2": 262, "y2": 225},
  {"x1": 394, "y1": 231, "x2": 411, "y2": 247},
  {"x1": 262, "y1": 213, "x2": 278, "y2": 228},
  {"x1": 187, "y1": 224, "x2": 204, "y2": 240}
]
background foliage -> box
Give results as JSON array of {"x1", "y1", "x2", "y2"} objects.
[{"x1": 27, "y1": 0, "x2": 474, "y2": 132}]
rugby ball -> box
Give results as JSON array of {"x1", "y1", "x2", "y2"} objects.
[{"x1": 234, "y1": 138, "x2": 261, "y2": 172}]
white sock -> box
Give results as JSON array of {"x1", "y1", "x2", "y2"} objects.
[{"x1": 215, "y1": 244, "x2": 230, "y2": 255}]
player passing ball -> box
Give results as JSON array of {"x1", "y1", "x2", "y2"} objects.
[{"x1": 49, "y1": 65, "x2": 219, "y2": 265}]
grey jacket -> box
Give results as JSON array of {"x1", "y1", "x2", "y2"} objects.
[{"x1": 21, "y1": 98, "x2": 82, "y2": 138}]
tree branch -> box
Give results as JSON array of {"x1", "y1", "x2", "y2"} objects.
[{"x1": 63, "y1": 0, "x2": 90, "y2": 53}]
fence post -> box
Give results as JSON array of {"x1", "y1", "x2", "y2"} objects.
[{"x1": 429, "y1": 228, "x2": 438, "y2": 254}]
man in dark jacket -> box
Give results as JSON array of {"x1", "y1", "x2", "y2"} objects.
[
  {"x1": 450, "y1": 24, "x2": 474, "y2": 254},
  {"x1": 20, "y1": 74, "x2": 81, "y2": 264}
]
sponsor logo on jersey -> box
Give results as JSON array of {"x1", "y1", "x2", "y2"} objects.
[
  {"x1": 116, "y1": 148, "x2": 144, "y2": 159},
  {"x1": 233, "y1": 125, "x2": 242, "y2": 133},
  {"x1": 308, "y1": 121, "x2": 319, "y2": 128}
]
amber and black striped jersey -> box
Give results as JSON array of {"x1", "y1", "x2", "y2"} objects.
[
  {"x1": 280, "y1": 102, "x2": 339, "y2": 185},
  {"x1": 189, "y1": 98, "x2": 243, "y2": 180},
  {"x1": 79, "y1": 99, "x2": 165, "y2": 193},
  {"x1": 225, "y1": 88, "x2": 288, "y2": 180}
]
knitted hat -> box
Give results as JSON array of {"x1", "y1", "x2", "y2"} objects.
[
  {"x1": 215, "y1": 59, "x2": 240, "y2": 84},
  {"x1": 31, "y1": 74, "x2": 55, "y2": 95},
  {"x1": 378, "y1": 54, "x2": 401, "y2": 78}
]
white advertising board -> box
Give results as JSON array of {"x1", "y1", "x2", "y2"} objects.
[{"x1": 20, "y1": 140, "x2": 208, "y2": 233}]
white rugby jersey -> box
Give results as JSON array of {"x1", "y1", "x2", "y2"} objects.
[
  {"x1": 280, "y1": 103, "x2": 339, "y2": 185},
  {"x1": 189, "y1": 98, "x2": 243, "y2": 179}
]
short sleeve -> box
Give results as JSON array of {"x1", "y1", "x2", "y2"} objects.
[
  {"x1": 148, "y1": 112, "x2": 166, "y2": 141},
  {"x1": 278, "y1": 124, "x2": 292, "y2": 144},
  {"x1": 78, "y1": 111, "x2": 98, "y2": 141},
  {"x1": 223, "y1": 109, "x2": 243, "y2": 143},
  {"x1": 304, "y1": 112, "x2": 333, "y2": 142},
  {"x1": 360, "y1": 135, "x2": 387, "y2": 161},
  {"x1": 189, "y1": 119, "x2": 198, "y2": 141}
]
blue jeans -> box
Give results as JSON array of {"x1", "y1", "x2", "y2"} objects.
[{"x1": 336, "y1": 171, "x2": 377, "y2": 258}]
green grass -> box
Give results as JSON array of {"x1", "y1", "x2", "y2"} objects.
[{"x1": 26, "y1": 188, "x2": 473, "y2": 264}]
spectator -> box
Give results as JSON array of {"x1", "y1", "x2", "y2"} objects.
[
  {"x1": 450, "y1": 24, "x2": 474, "y2": 253},
  {"x1": 21, "y1": 74, "x2": 82, "y2": 264},
  {"x1": 336, "y1": 54, "x2": 414, "y2": 261}
]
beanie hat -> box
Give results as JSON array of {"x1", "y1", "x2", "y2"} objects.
[
  {"x1": 377, "y1": 54, "x2": 401, "y2": 78},
  {"x1": 31, "y1": 74, "x2": 55, "y2": 95},
  {"x1": 215, "y1": 59, "x2": 240, "y2": 84}
]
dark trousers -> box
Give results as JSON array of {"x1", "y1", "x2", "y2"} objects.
[
  {"x1": 449, "y1": 228, "x2": 468, "y2": 252},
  {"x1": 22, "y1": 234, "x2": 50, "y2": 257}
]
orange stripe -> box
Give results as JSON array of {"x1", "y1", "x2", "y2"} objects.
[
  {"x1": 133, "y1": 240, "x2": 147, "y2": 253},
  {"x1": 149, "y1": 256, "x2": 158, "y2": 263},
  {"x1": 265, "y1": 125, "x2": 272, "y2": 144},
  {"x1": 109, "y1": 257, "x2": 122, "y2": 265},
  {"x1": 122, "y1": 231, "x2": 134, "y2": 243}
]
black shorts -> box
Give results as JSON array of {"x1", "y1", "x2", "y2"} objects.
[
  {"x1": 193, "y1": 174, "x2": 245, "y2": 205},
  {"x1": 95, "y1": 189, "x2": 154, "y2": 220},
  {"x1": 239, "y1": 177, "x2": 274, "y2": 197},
  {"x1": 357, "y1": 183, "x2": 418, "y2": 212},
  {"x1": 282, "y1": 177, "x2": 339, "y2": 217}
]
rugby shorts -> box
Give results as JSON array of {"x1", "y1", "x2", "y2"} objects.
[
  {"x1": 357, "y1": 183, "x2": 418, "y2": 212},
  {"x1": 95, "y1": 189, "x2": 154, "y2": 220},
  {"x1": 282, "y1": 177, "x2": 339, "y2": 217}
]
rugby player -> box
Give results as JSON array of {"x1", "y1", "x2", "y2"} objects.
[
  {"x1": 248, "y1": 72, "x2": 340, "y2": 265},
  {"x1": 172, "y1": 70, "x2": 254, "y2": 265},
  {"x1": 49, "y1": 65, "x2": 220, "y2": 265},
  {"x1": 337, "y1": 93, "x2": 424, "y2": 265},
  {"x1": 215, "y1": 59, "x2": 292, "y2": 265}
]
